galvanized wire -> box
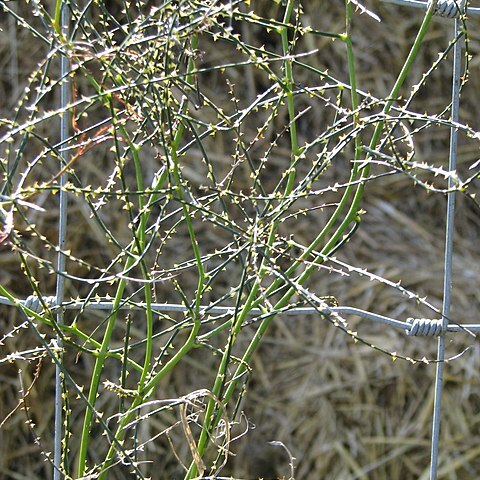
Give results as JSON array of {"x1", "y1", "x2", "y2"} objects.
[
  {"x1": 54, "y1": 3, "x2": 70, "y2": 479},
  {"x1": 429, "y1": 12, "x2": 463, "y2": 480},
  {"x1": 4, "y1": 294, "x2": 480, "y2": 334},
  {"x1": 383, "y1": 0, "x2": 480, "y2": 15}
]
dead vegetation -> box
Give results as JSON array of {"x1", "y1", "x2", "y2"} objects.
[{"x1": 1, "y1": 0, "x2": 480, "y2": 479}]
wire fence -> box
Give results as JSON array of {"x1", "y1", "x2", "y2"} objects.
[{"x1": 0, "y1": 0, "x2": 479, "y2": 478}]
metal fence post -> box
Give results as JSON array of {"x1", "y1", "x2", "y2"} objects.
[
  {"x1": 430, "y1": 8, "x2": 463, "y2": 480},
  {"x1": 384, "y1": 1, "x2": 467, "y2": 478},
  {"x1": 54, "y1": 2, "x2": 70, "y2": 478}
]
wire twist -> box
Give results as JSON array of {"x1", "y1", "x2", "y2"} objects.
[
  {"x1": 431, "y1": 0, "x2": 466, "y2": 18},
  {"x1": 406, "y1": 317, "x2": 444, "y2": 336},
  {"x1": 24, "y1": 295, "x2": 57, "y2": 313}
]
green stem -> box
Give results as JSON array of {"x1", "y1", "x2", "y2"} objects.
[
  {"x1": 187, "y1": 5, "x2": 437, "y2": 477},
  {"x1": 95, "y1": 34, "x2": 202, "y2": 480},
  {"x1": 185, "y1": 2, "x2": 302, "y2": 477},
  {"x1": 77, "y1": 262, "x2": 130, "y2": 476},
  {"x1": 282, "y1": 0, "x2": 299, "y2": 156},
  {"x1": 53, "y1": 0, "x2": 62, "y2": 34},
  {"x1": 98, "y1": 313, "x2": 201, "y2": 479},
  {"x1": 53, "y1": 0, "x2": 67, "y2": 42},
  {"x1": 77, "y1": 117, "x2": 168, "y2": 475},
  {"x1": 121, "y1": 131, "x2": 153, "y2": 391},
  {"x1": 223, "y1": 0, "x2": 437, "y2": 409}
]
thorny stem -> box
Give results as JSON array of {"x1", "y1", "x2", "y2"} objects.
[
  {"x1": 185, "y1": 1, "x2": 303, "y2": 477},
  {"x1": 96, "y1": 35, "x2": 202, "y2": 479},
  {"x1": 185, "y1": 3, "x2": 437, "y2": 477},
  {"x1": 1, "y1": 1, "x2": 443, "y2": 478}
]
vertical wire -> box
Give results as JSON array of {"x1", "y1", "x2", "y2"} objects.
[
  {"x1": 54, "y1": 2, "x2": 70, "y2": 479},
  {"x1": 429, "y1": 15, "x2": 462, "y2": 480}
]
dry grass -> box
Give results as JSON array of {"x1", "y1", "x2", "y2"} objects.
[{"x1": 1, "y1": 1, "x2": 480, "y2": 479}]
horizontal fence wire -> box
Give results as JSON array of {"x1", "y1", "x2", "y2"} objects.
[
  {"x1": 383, "y1": 0, "x2": 480, "y2": 15},
  {"x1": 1, "y1": 295, "x2": 478, "y2": 335}
]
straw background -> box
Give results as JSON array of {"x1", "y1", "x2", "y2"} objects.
[{"x1": 1, "y1": 1, "x2": 480, "y2": 479}]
